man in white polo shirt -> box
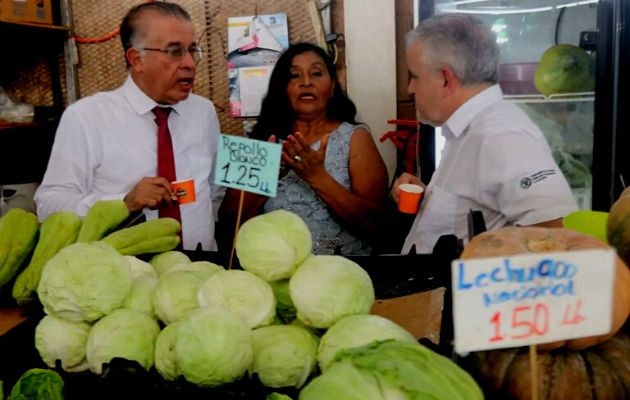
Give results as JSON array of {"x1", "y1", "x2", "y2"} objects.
[{"x1": 393, "y1": 14, "x2": 577, "y2": 254}]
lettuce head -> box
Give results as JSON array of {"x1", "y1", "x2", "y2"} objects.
[
  {"x1": 236, "y1": 210, "x2": 311, "y2": 281},
  {"x1": 290, "y1": 255, "x2": 374, "y2": 329},
  {"x1": 299, "y1": 340, "x2": 483, "y2": 400},
  {"x1": 317, "y1": 315, "x2": 417, "y2": 372},
  {"x1": 86, "y1": 308, "x2": 160, "y2": 374},
  {"x1": 197, "y1": 270, "x2": 276, "y2": 328},
  {"x1": 37, "y1": 242, "x2": 132, "y2": 322},
  {"x1": 250, "y1": 325, "x2": 318, "y2": 388},
  {"x1": 35, "y1": 315, "x2": 91, "y2": 372}
]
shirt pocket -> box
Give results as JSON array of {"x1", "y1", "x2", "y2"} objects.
[
  {"x1": 185, "y1": 155, "x2": 212, "y2": 197},
  {"x1": 417, "y1": 184, "x2": 459, "y2": 248}
]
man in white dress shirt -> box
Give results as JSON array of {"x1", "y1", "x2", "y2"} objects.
[
  {"x1": 35, "y1": 2, "x2": 224, "y2": 251},
  {"x1": 392, "y1": 14, "x2": 577, "y2": 254}
]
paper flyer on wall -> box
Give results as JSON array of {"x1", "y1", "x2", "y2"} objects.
[{"x1": 227, "y1": 13, "x2": 289, "y2": 117}]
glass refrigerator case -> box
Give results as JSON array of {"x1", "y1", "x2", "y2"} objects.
[{"x1": 420, "y1": 0, "x2": 629, "y2": 211}]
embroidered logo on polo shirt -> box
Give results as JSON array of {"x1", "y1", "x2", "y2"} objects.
[{"x1": 520, "y1": 170, "x2": 556, "y2": 189}]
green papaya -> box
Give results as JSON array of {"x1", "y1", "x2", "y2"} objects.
[
  {"x1": 12, "y1": 211, "x2": 83, "y2": 303},
  {"x1": 76, "y1": 199, "x2": 130, "y2": 242},
  {"x1": 534, "y1": 44, "x2": 595, "y2": 97}
]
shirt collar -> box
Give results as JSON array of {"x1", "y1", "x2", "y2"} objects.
[
  {"x1": 443, "y1": 84, "x2": 502, "y2": 138},
  {"x1": 122, "y1": 75, "x2": 184, "y2": 116}
]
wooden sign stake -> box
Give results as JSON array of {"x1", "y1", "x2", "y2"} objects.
[
  {"x1": 529, "y1": 345, "x2": 539, "y2": 400},
  {"x1": 228, "y1": 190, "x2": 245, "y2": 270}
]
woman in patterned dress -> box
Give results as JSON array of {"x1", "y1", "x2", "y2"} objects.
[{"x1": 219, "y1": 43, "x2": 388, "y2": 255}]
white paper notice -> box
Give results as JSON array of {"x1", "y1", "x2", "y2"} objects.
[{"x1": 238, "y1": 66, "x2": 273, "y2": 117}]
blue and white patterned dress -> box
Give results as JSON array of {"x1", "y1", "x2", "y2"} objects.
[{"x1": 263, "y1": 122, "x2": 372, "y2": 255}]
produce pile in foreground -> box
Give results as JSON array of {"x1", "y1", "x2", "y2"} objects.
[{"x1": 0, "y1": 202, "x2": 482, "y2": 399}]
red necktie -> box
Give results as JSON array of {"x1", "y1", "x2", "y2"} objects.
[{"x1": 153, "y1": 107, "x2": 183, "y2": 240}]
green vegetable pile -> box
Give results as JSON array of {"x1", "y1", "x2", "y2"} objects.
[{"x1": 2, "y1": 205, "x2": 482, "y2": 399}]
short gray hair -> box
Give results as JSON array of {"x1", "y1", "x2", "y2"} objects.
[{"x1": 406, "y1": 14, "x2": 499, "y2": 85}]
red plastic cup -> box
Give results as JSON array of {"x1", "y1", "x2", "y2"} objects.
[{"x1": 398, "y1": 183, "x2": 424, "y2": 214}]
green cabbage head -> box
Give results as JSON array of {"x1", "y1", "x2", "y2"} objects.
[
  {"x1": 236, "y1": 210, "x2": 312, "y2": 281},
  {"x1": 125, "y1": 256, "x2": 157, "y2": 279},
  {"x1": 123, "y1": 275, "x2": 158, "y2": 317},
  {"x1": 35, "y1": 315, "x2": 91, "y2": 372},
  {"x1": 149, "y1": 251, "x2": 191, "y2": 276},
  {"x1": 299, "y1": 340, "x2": 483, "y2": 400},
  {"x1": 153, "y1": 270, "x2": 207, "y2": 325},
  {"x1": 37, "y1": 242, "x2": 133, "y2": 322},
  {"x1": 154, "y1": 320, "x2": 184, "y2": 381},
  {"x1": 197, "y1": 270, "x2": 276, "y2": 328},
  {"x1": 250, "y1": 325, "x2": 319, "y2": 388},
  {"x1": 317, "y1": 314, "x2": 417, "y2": 372},
  {"x1": 86, "y1": 308, "x2": 160, "y2": 374},
  {"x1": 175, "y1": 307, "x2": 253, "y2": 387},
  {"x1": 290, "y1": 255, "x2": 374, "y2": 329},
  {"x1": 7, "y1": 368, "x2": 64, "y2": 400}
]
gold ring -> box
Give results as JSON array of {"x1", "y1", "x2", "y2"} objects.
[{"x1": 294, "y1": 155, "x2": 302, "y2": 162}]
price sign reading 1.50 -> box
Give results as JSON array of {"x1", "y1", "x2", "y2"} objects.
[
  {"x1": 488, "y1": 300, "x2": 586, "y2": 343},
  {"x1": 451, "y1": 250, "x2": 615, "y2": 353},
  {"x1": 213, "y1": 134, "x2": 282, "y2": 197}
]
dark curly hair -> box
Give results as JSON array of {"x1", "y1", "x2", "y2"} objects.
[{"x1": 249, "y1": 43, "x2": 358, "y2": 141}]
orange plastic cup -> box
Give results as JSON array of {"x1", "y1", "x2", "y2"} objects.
[
  {"x1": 398, "y1": 183, "x2": 424, "y2": 214},
  {"x1": 171, "y1": 179, "x2": 196, "y2": 205}
]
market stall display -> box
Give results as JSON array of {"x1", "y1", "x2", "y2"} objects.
[
  {"x1": 2, "y1": 194, "x2": 629, "y2": 399},
  {"x1": 0, "y1": 203, "x2": 463, "y2": 399}
]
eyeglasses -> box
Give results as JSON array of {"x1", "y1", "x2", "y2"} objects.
[{"x1": 141, "y1": 45, "x2": 204, "y2": 64}]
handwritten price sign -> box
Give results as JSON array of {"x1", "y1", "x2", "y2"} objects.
[
  {"x1": 214, "y1": 134, "x2": 282, "y2": 196},
  {"x1": 451, "y1": 250, "x2": 615, "y2": 353}
]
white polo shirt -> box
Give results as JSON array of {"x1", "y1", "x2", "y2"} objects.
[{"x1": 402, "y1": 85, "x2": 577, "y2": 254}]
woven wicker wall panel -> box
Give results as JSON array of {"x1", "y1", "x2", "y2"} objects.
[
  {"x1": 4, "y1": 57, "x2": 56, "y2": 107},
  {"x1": 70, "y1": 0, "x2": 317, "y2": 135}
]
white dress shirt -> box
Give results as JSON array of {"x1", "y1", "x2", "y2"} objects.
[
  {"x1": 35, "y1": 76, "x2": 224, "y2": 250},
  {"x1": 402, "y1": 85, "x2": 577, "y2": 254}
]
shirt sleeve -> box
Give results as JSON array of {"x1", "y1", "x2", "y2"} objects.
[
  {"x1": 478, "y1": 131, "x2": 578, "y2": 226},
  {"x1": 34, "y1": 106, "x2": 120, "y2": 220}
]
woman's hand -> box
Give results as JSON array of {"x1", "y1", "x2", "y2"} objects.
[
  {"x1": 268, "y1": 134, "x2": 290, "y2": 179},
  {"x1": 282, "y1": 131, "x2": 329, "y2": 184}
]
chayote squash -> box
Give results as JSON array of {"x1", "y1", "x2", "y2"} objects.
[
  {"x1": 76, "y1": 199, "x2": 130, "y2": 242},
  {"x1": 0, "y1": 208, "x2": 39, "y2": 291},
  {"x1": 101, "y1": 217, "x2": 181, "y2": 255},
  {"x1": 12, "y1": 211, "x2": 83, "y2": 303}
]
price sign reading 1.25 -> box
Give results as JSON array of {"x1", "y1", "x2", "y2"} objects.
[
  {"x1": 214, "y1": 134, "x2": 282, "y2": 197},
  {"x1": 451, "y1": 250, "x2": 615, "y2": 353}
]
